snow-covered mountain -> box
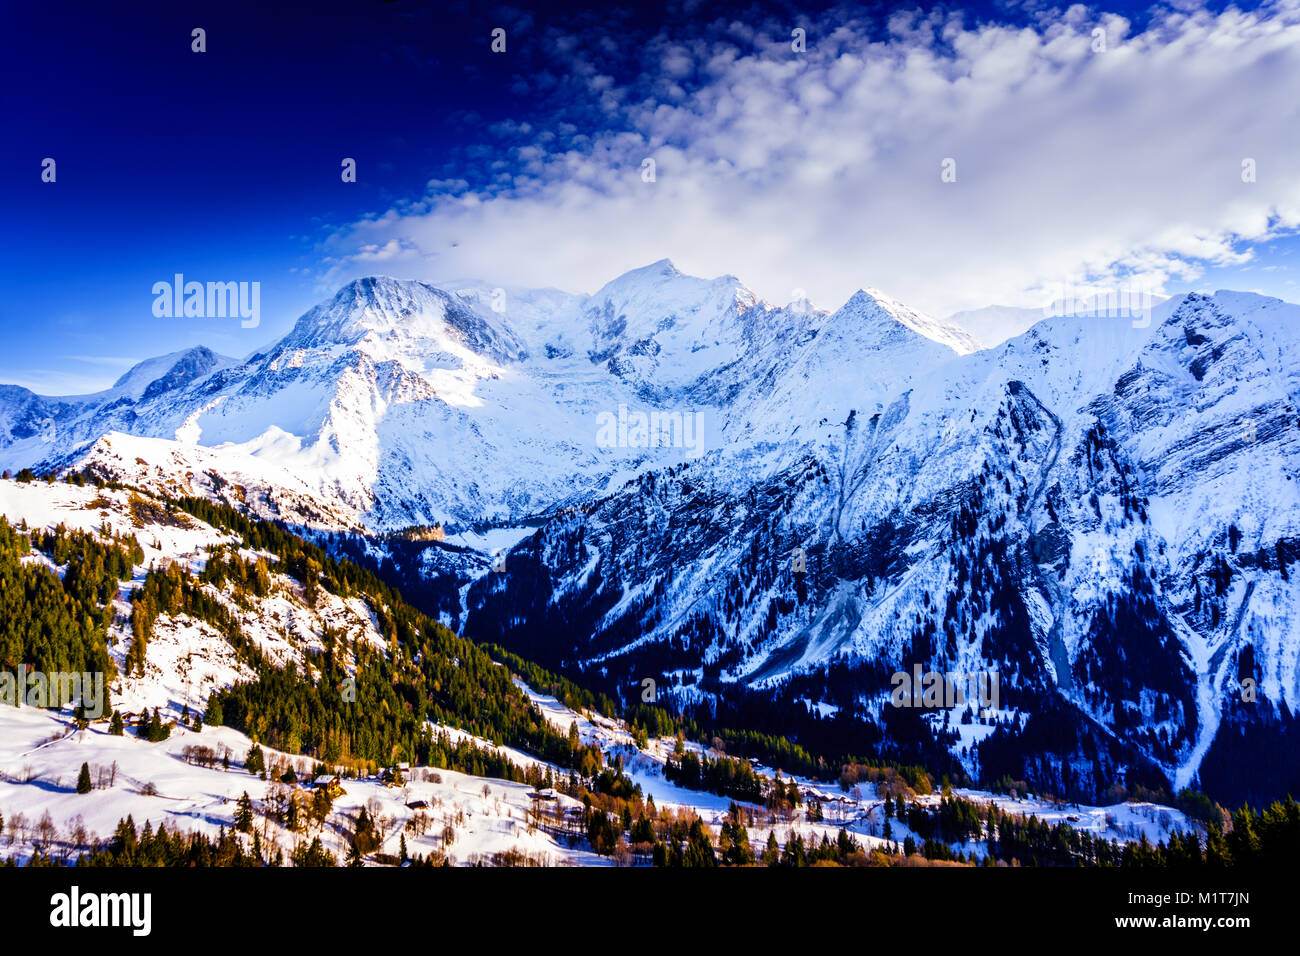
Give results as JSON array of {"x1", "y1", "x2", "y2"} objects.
[
  {"x1": 0, "y1": 262, "x2": 977, "y2": 530},
  {"x1": 463, "y1": 283, "x2": 1300, "y2": 806},
  {"x1": 2, "y1": 265, "x2": 1297, "y2": 805}
]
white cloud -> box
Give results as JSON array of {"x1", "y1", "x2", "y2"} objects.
[
  {"x1": 351, "y1": 238, "x2": 416, "y2": 262},
  {"x1": 319, "y1": 1, "x2": 1300, "y2": 317}
]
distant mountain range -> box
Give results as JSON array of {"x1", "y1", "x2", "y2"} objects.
[{"x1": 3, "y1": 262, "x2": 1297, "y2": 805}]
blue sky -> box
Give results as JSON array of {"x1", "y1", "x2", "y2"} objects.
[{"x1": 3, "y1": 0, "x2": 1298, "y2": 393}]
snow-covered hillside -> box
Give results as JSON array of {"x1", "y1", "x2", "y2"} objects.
[
  {"x1": 0, "y1": 684, "x2": 1192, "y2": 867},
  {"x1": 0, "y1": 476, "x2": 1198, "y2": 867}
]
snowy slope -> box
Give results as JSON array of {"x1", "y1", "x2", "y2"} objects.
[{"x1": 0, "y1": 476, "x2": 1197, "y2": 867}]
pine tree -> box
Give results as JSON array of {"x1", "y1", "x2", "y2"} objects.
[
  {"x1": 837, "y1": 828, "x2": 855, "y2": 861},
  {"x1": 77, "y1": 762, "x2": 92, "y2": 794},
  {"x1": 109, "y1": 711, "x2": 124, "y2": 736},
  {"x1": 142, "y1": 707, "x2": 169, "y2": 742},
  {"x1": 781, "y1": 832, "x2": 807, "y2": 867},
  {"x1": 235, "y1": 792, "x2": 254, "y2": 833},
  {"x1": 684, "y1": 818, "x2": 716, "y2": 867},
  {"x1": 652, "y1": 840, "x2": 668, "y2": 867}
]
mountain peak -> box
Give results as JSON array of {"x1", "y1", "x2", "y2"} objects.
[
  {"x1": 840, "y1": 288, "x2": 889, "y2": 311},
  {"x1": 639, "y1": 258, "x2": 680, "y2": 277},
  {"x1": 338, "y1": 274, "x2": 414, "y2": 298},
  {"x1": 287, "y1": 276, "x2": 452, "y2": 346},
  {"x1": 278, "y1": 275, "x2": 529, "y2": 366},
  {"x1": 590, "y1": 259, "x2": 685, "y2": 296},
  {"x1": 110, "y1": 345, "x2": 235, "y2": 401},
  {"x1": 831, "y1": 288, "x2": 980, "y2": 356}
]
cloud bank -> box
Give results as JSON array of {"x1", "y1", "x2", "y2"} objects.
[{"x1": 320, "y1": 1, "x2": 1300, "y2": 317}]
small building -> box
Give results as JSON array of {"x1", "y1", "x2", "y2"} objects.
[{"x1": 313, "y1": 775, "x2": 345, "y2": 798}]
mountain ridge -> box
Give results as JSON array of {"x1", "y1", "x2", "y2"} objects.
[{"x1": 2, "y1": 267, "x2": 1298, "y2": 804}]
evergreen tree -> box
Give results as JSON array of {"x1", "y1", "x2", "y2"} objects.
[
  {"x1": 234, "y1": 792, "x2": 254, "y2": 833},
  {"x1": 683, "y1": 818, "x2": 716, "y2": 867},
  {"x1": 77, "y1": 762, "x2": 92, "y2": 794}
]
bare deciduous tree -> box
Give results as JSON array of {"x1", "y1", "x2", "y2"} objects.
[
  {"x1": 67, "y1": 815, "x2": 89, "y2": 853},
  {"x1": 35, "y1": 811, "x2": 57, "y2": 852}
]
